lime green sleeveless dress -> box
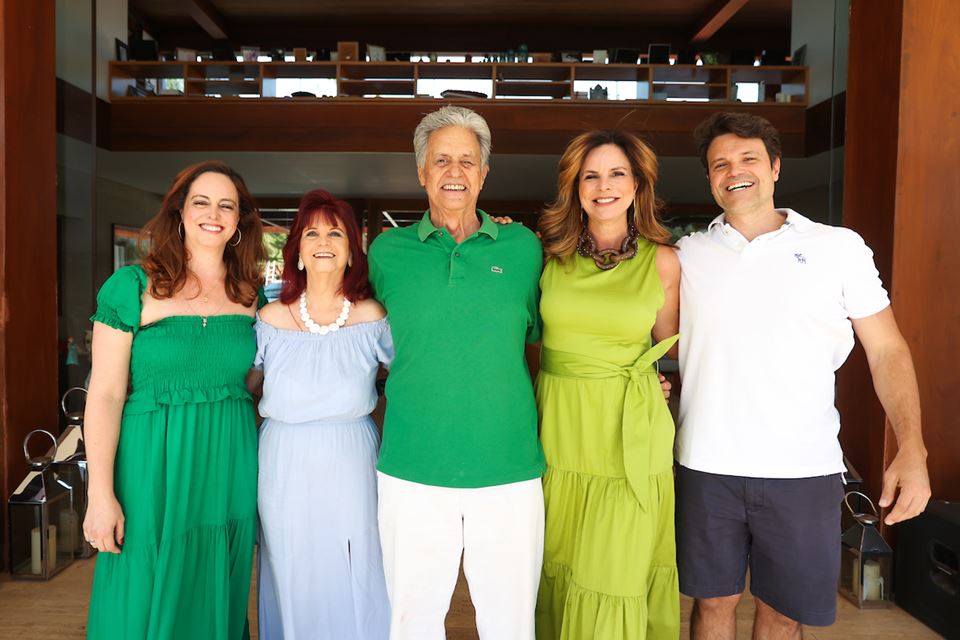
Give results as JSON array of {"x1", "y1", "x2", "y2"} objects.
[
  {"x1": 86, "y1": 266, "x2": 259, "y2": 639},
  {"x1": 535, "y1": 240, "x2": 680, "y2": 640}
]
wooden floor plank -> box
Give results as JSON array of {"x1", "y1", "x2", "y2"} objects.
[{"x1": 0, "y1": 557, "x2": 940, "y2": 638}]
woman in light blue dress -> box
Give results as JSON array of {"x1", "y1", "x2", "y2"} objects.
[{"x1": 250, "y1": 189, "x2": 391, "y2": 639}]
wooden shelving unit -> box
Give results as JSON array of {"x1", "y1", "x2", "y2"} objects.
[
  {"x1": 110, "y1": 62, "x2": 187, "y2": 98},
  {"x1": 650, "y1": 65, "x2": 729, "y2": 101},
  {"x1": 183, "y1": 62, "x2": 261, "y2": 97},
  {"x1": 574, "y1": 64, "x2": 650, "y2": 83},
  {"x1": 730, "y1": 65, "x2": 808, "y2": 103},
  {"x1": 338, "y1": 62, "x2": 417, "y2": 97},
  {"x1": 494, "y1": 63, "x2": 572, "y2": 98},
  {"x1": 109, "y1": 61, "x2": 809, "y2": 104},
  {"x1": 417, "y1": 63, "x2": 493, "y2": 80},
  {"x1": 260, "y1": 62, "x2": 336, "y2": 97}
]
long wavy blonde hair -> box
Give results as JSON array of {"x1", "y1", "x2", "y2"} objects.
[{"x1": 539, "y1": 130, "x2": 670, "y2": 263}]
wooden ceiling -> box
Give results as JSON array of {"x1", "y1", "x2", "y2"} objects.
[
  {"x1": 130, "y1": 0, "x2": 792, "y2": 53},
  {"x1": 132, "y1": 0, "x2": 790, "y2": 25}
]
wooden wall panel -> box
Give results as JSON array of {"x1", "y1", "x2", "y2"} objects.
[
  {"x1": 838, "y1": 0, "x2": 903, "y2": 505},
  {"x1": 0, "y1": 0, "x2": 59, "y2": 570},
  {"x1": 840, "y1": 0, "x2": 960, "y2": 514},
  {"x1": 890, "y1": 0, "x2": 960, "y2": 500}
]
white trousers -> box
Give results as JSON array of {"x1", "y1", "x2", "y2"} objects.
[{"x1": 377, "y1": 472, "x2": 544, "y2": 640}]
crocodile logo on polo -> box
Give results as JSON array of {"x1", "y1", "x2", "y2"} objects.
[{"x1": 491, "y1": 266, "x2": 504, "y2": 274}]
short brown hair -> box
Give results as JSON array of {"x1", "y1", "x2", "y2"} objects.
[
  {"x1": 539, "y1": 129, "x2": 670, "y2": 263},
  {"x1": 141, "y1": 161, "x2": 265, "y2": 306},
  {"x1": 693, "y1": 112, "x2": 782, "y2": 172}
]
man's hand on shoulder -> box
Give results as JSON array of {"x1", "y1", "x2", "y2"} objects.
[{"x1": 880, "y1": 439, "x2": 931, "y2": 525}]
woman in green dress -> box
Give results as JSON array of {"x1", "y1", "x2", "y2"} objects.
[
  {"x1": 535, "y1": 130, "x2": 680, "y2": 639},
  {"x1": 82, "y1": 161, "x2": 265, "y2": 639}
]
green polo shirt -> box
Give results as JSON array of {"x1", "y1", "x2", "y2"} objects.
[{"x1": 368, "y1": 210, "x2": 545, "y2": 488}]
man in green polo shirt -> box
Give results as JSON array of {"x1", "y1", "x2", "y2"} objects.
[{"x1": 368, "y1": 106, "x2": 544, "y2": 640}]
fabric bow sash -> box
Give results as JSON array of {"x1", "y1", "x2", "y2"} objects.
[{"x1": 540, "y1": 334, "x2": 679, "y2": 511}]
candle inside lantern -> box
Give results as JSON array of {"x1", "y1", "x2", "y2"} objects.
[
  {"x1": 863, "y1": 559, "x2": 882, "y2": 600},
  {"x1": 30, "y1": 527, "x2": 42, "y2": 575}
]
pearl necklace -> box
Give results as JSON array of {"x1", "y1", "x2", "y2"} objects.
[{"x1": 299, "y1": 292, "x2": 351, "y2": 335}]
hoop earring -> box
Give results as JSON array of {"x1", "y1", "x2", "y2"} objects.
[
  {"x1": 178, "y1": 221, "x2": 184, "y2": 240},
  {"x1": 297, "y1": 257, "x2": 304, "y2": 271},
  {"x1": 229, "y1": 229, "x2": 242, "y2": 247}
]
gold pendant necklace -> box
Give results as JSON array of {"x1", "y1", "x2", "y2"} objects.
[{"x1": 186, "y1": 278, "x2": 227, "y2": 328}]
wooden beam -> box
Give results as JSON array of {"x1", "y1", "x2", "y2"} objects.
[
  {"x1": 108, "y1": 100, "x2": 808, "y2": 157},
  {"x1": 690, "y1": 0, "x2": 750, "y2": 43},
  {"x1": 183, "y1": 0, "x2": 228, "y2": 40}
]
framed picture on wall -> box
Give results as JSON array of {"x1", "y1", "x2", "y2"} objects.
[
  {"x1": 115, "y1": 39, "x2": 128, "y2": 61},
  {"x1": 112, "y1": 224, "x2": 142, "y2": 272}
]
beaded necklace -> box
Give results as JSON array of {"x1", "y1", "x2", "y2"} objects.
[{"x1": 298, "y1": 292, "x2": 351, "y2": 335}]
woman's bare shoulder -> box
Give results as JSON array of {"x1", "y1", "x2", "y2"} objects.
[
  {"x1": 259, "y1": 300, "x2": 299, "y2": 329},
  {"x1": 349, "y1": 298, "x2": 387, "y2": 324}
]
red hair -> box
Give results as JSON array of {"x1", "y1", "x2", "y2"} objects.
[{"x1": 279, "y1": 190, "x2": 371, "y2": 304}]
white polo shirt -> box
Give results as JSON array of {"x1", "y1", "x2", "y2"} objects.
[{"x1": 676, "y1": 209, "x2": 890, "y2": 478}]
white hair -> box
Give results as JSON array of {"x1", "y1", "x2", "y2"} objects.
[{"x1": 413, "y1": 106, "x2": 492, "y2": 169}]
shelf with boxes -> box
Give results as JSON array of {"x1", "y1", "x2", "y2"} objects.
[{"x1": 109, "y1": 61, "x2": 807, "y2": 104}]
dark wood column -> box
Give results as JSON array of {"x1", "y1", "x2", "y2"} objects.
[
  {"x1": 839, "y1": 0, "x2": 960, "y2": 515},
  {"x1": 0, "y1": 0, "x2": 59, "y2": 570}
]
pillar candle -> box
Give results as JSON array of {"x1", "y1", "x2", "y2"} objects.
[
  {"x1": 30, "y1": 527, "x2": 42, "y2": 575},
  {"x1": 863, "y1": 559, "x2": 882, "y2": 600}
]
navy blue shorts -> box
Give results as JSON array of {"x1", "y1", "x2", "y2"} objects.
[{"x1": 675, "y1": 465, "x2": 844, "y2": 627}]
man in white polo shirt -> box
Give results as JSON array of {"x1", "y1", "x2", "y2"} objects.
[{"x1": 675, "y1": 112, "x2": 931, "y2": 639}]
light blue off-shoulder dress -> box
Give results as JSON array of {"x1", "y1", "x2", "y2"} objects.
[{"x1": 255, "y1": 317, "x2": 393, "y2": 640}]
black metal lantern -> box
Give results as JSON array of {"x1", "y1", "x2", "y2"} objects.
[
  {"x1": 7, "y1": 430, "x2": 76, "y2": 579},
  {"x1": 839, "y1": 491, "x2": 893, "y2": 607},
  {"x1": 52, "y1": 387, "x2": 93, "y2": 558}
]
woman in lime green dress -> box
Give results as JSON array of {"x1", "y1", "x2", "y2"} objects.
[
  {"x1": 83, "y1": 161, "x2": 266, "y2": 639},
  {"x1": 535, "y1": 131, "x2": 681, "y2": 639}
]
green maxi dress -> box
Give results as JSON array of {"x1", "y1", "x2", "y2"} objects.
[
  {"x1": 86, "y1": 265, "x2": 258, "y2": 639},
  {"x1": 535, "y1": 240, "x2": 680, "y2": 640}
]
